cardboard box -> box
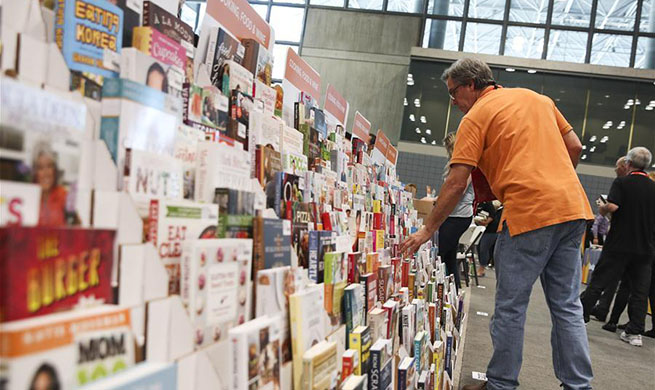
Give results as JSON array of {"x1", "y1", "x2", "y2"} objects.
[{"x1": 413, "y1": 197, "x2": 436, "y2": 221}]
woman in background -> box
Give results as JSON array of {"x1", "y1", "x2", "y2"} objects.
[{"x1": 438, "y1": 132, "x2": 474, "y2": 290}]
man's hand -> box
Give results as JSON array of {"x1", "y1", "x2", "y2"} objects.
[{"x1": 399, "y1": 227, "x2": 433, "y2": 258}]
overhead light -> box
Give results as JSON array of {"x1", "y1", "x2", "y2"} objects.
[
  {"x1": 590, "y1": 146, "x2": 596, "y2": 152},
  {"x1": 581, "y1": 154, "x2": 587, "y2": 160},
  {"x1": 582, "y1": 145, "x2": 587, "y2": 150},
  {"x1": 431, "y1": 140, "x2": 437, "y2": 145},
  {"x1": 635, "y1": 99, "x2": 641, "y2": 105},
  {"x1": 404, "y1": 98, "x2": 408, "y2": 106},
  {"x1": 505, "y1": 68, "x2": 515, "y2": 72},
  {"x1": 589, "y1": 135, "x2": 597, "y2": 142},
  {"x1": 624, "y1": 105, "x2": 630, "y2": 110},
  {"x1": 619, "y1": 121, "x2": 626, "y2": 125},
  {"x1": 646, "y1": 106, "x2": 654, "y2": 111},
  {"x1": 425, "y1": 129, "x2": 432, "y2": 135},
  {"x1": 409, "y1": 114, "x2": 415, "y2": 121},
  {"x1": 420, "y1": 137, "x2": 426, "y2": 144},
  {"x1": 627, "y1": 99, "x2": 634, "y2": 105},
  {"x1": 605, "y1": 95, "x2": 610, "y2": 98},
  {"x1": 414, "y1": 98, "x2": 421, "y2": 107},
  {"x1": 527, "y1": 69, "x2": 537, "y2": 74},
  {"x1": 600, "y1": 136, "x2": 608, "y2": 143},
  {"x1": 407, "y1": 80, "x2": 414, "y2": 86},
  {"x1": 407, "y1": 73, "x2": 413, "y2": 80},
  {"x1": 649, "y1": 100, "x2": 655, "y2": 106},
  {"x1": 420, "y1": 115, "x2": 427, "y2": 123},
  {"x1": 415, "y1": 127, "x2": 421, "y2": 133}
]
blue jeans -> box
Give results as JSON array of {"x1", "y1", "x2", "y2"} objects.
[{"x1": 487, "y1": 220, "x2": 593, "y2": 390}]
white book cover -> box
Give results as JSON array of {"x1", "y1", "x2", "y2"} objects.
[
  {"x1": 148, "y1": 198, "x2": 218, "y2": 295},
  {"x1": 124, "y1": 149, "x2": 184, "y2": 217},
  {"x1": 289, "y1": 284, "x2": 326, "y2": 390},
  {"x1": 194, "y1": 141, "x2": 251, "y2": 203},
  {"x1": 229, "y1": 316, "x2": 281, "y2": 390},
  {"x1": 281, "y1": 151, "x2": 308, "y2": 176},
  {"x1": 120, "y1": 48, "x2": 185, "y2": 99},
  {"x1": 280, "y1": 125, "x2": 304, "y2": 156},
  {"x1": 0, "y1": 306, "x2": 135, "y2": 390},
  {"x1": 249, "y1": 111, "x2": 282, "y2": 151},
  {"x1": 254, "y1": 80, "x2": 276, "y2": 117},
  {"x1": 0, "y1": 181, "x2": 41, "y2": 226},
  {"x1": 180, "y1": 238, "x2": 253, "y2": 348},
  {"x1": 174, "y1": 125, "x2": 204, "y2": 200},
  {"x1": 225, "y1": 60, "x2": 254, "y2": 95}
]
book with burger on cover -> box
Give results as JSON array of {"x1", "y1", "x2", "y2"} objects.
[
  {"x1": 179, "y1": 238, "x2": 253, "y2": 348},
  {"x1": 0, "y1": 227, "x2": 115, "y2": 323},
  {"x1": 147, "y1": 199, "x2": 218, "y2": 294},
  {"x1": 0, "y1": 306, "x2": 134, "y2": 389},
  {"x1": 213, "y1": 188, "x2": 254, "y2": 238}
]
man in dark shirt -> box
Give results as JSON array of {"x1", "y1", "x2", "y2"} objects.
[{"x1": 581, "y1": 147, "x2": 655, "y2": 347}]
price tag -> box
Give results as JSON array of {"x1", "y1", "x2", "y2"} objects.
[
  {"x1": 477, "y1": 285, "x2": 486, "y2": 289},
  {"x1": 472, "y1": 371, "x2": 488, "y2": 381},
  {"x1": 476, "y1": 311, "x2": 489, "y2": 317}
]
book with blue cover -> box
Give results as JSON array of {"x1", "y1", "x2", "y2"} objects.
[{"x1": 54, "y1": 0, "x2": 123, "y2": 77}]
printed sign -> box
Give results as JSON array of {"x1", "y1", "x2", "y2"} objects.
[
  {"x1": 351, "y1": 111, "x2": 371, "y2": 143},
  {"x1": 374, "y1": 129, "x2": 390, "y2": 155},
  {"x1": 386, "y1": 145, "x2": 398, "y2": 166},
  {"x1": 206, "y1": 0, "x2": 273, "y2": 49},
  {"x1": 284, "y1": 48, "x2": 321, "y2": 102},
  {"x1": 324, "y1": 84, "x2": 349, "y2": 126}
]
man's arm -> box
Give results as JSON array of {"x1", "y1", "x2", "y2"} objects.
[
  {"x1": 562, "y1": 130, "x2": 583, "y2": 168},
  {"x1": 400, "y1": 163, "x2": 473, "y2": 256},
  {"x1": 599, "y1": 202, "x2": 618, "y2": 216}
]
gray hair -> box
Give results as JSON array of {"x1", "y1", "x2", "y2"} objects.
[
  {"x1": 625, "y1": 146, "x2": 652, "y2": 170},
  {"x1": 441, "y1": 58, "x2": 495, "y2": 90}
]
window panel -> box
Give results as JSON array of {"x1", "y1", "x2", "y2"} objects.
[
  {"x1": 180, "y1": 3, "x2": 198, "y2": 29},
  {"x1": 272, "y1": 44, "x2": 298, "y2": 80},
  {"x1": 542, "y1": 73, "x2": 590, "y2": 138},
  {"x1": 504, "y1": 26, "x2": 545, "y2": 58},
  {"x1": 466, "y1": 0, "x2": 504, "y2": 20},
  {"x1": 273, "y1": 0, "x2": 305, "y2": 5},
  {"x1": 640, "y1": 0, "x2": 652, "y2": 32},
  {"x1": 509, "y1": 0, "x2": 549, "y2": 24},
  {"x1": 428, "y1": 0, "x2": 464, "y2": 16},
  {"x1": 269, "y1": 6, "x2": 304, "y2": 42},
  {"x1": 251, "y1": 4, "x2": 269, "y2": 20},
  {"x1": 595, "y1": 0, "x2": 637, "y2": 31},
  {"x1": 635, "y1": 37, "x2": 655, "y2": 69},
  {"x1": 463, "y1": 23, "x2": 502, "y2": 55},
  {"x1": 309, "y1": 0, "x2": 344, "y2": 6},
  {"x1": 547, "y1": 29, "x2": 587, "y2": 63},
  {"x1": 551, "y1": 0, "x2": 592, "y2": 28},
  {"x1": 348, "y1": 0, "x2": 383, "y2": 10},
  {"x1": 387, "y1": 0, "x2": 425, "y2": 13},
  {"x1": 590, "y1": 33, "x2": 632, "y2": 67},
  {"x1": 422, "y1": 19, "x2": 462, "y2": 50},
  {"x1": 631, "y1": 82, "x2": 655, "y2": 158}
]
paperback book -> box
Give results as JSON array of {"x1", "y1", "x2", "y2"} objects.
[
  {"x1": 253, "y1": 217, "x2": 292, "y2": 272},
  {"x1": 229, "y1": 315, "x2": 281, "y2": 390},
  {"x1": 183, "y1": 83, "x2": 229, "y2": 133},
  {"x1": 213, "y1": 188, "x2": 255, "y2": 238},
  {"x1": 206, "y1": 27, "x2": 245, "y2": 92},
  {"x1": 120, "y1": 48, "x2": 185, "y2": 98},
  {"x1": 289, "y1": 284, "x2": 326, "y2": 390}
]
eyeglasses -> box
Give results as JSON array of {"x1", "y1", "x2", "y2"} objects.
[{"x1": 448, "y1": 84, "x2": 463, "y2": 100}]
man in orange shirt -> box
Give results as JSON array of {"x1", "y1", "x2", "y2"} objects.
[{"x1": 400, "y1": 58, "x2": 594, "y2": 390}]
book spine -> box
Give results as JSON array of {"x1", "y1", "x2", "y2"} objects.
[
  {"x1": 445, "y1": 334, "x2": 453, "y2": 378},
  {"x1": 302, "y1": 356, "x2": 313, "y2": 389},
  {"x1": 147, "y1": 198, "x2": 159, "y2": 244},
  {"x1": 369, "y1": 347, "x2": 380, "y2": 390},
  {"x1": 342, "y1": 354, "x2": 353, "y2": 381},
  {"x1": 397, "y1": 367, "x2": 407, "y2": 390},
  {"x1": 414, "y1": 336, "x2": 421, "y2": 371},
  {"x1": 344, "y1": 291, "x2": 353, "y2": 347},
  {"x1": 308, "y1": 231, "x2": 318, "y2": 282},
  {"x1": 231, "y1": 333, "x2": 242, "y2": 390},
  {"x1": 142, "y1": 1, "x2": 152, "y2": 27},
  {"x1": 205, "y1": 28, "x2": 218, "y2": 75},
  {"x1": 349, "y1": 332, "x2": 362, "y2": 375}
]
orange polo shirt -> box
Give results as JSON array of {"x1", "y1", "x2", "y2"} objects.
[{"x1": 450, "y1": 86, "x2": 593, "y2": 236}]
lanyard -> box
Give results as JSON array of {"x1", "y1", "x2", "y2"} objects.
[{"x1": 630, "y1": 171, "x2": 648, "y2": 177}]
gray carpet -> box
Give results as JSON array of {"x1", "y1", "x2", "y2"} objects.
[{"x1": 458, "y1": 269, "x2": 655, "y2": 389}]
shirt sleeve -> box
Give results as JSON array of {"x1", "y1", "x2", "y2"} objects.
[
  {"x1": 607, "y1": 178, "x2": 622, "y2": 206},
  {"x1": 552, "y1": 100, "x2": 573, "y2": 136},
  {"x1": 450, "y1": 117, "x2": 485, "y2": 168}
]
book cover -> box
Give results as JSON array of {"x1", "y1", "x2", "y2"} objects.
[
  {"x1": 182, "y1": 83, "x2": 229, "y2": 132},
  {"x1": 343, "y1": 283, "x2": 365, "y2": 345},
  {"x1": 348, "y1": 325, "x2": 371, "y2": 376},
  {"x1": 229, "y1": 316, "x2": 281, "y2": 390},
  {"x1": 0, "y1": 227, "x2": 115, "y2": 323},
  {"x1": 347, "y1": 252, "x2": 364, "y2": 284},
  {"x1": 282, "y1": 151, "x2": 308, "y2": 176},
  {"x1": 254, "y1": 80, "x2": 277, "y2": 117},
  {"x1": 77, "y1": 362, "x2": 176, "y2": 390},
  {"x1": 289, "y1": 284, "x2": 325, "y2": 390},
  {"x1": 0, "y1": 306, "x2": 134, "y2": 389},
  {"x1": 397, "y1": 357, "x2": 416, "y2": 390},
  {"x1": 228, "y1": 89, "x2": 254, "y2": 150},
  {"x1": 341, "y1": 349, "x2": 358, "y2": 382},
  {"x1": 382, "y1": 299, "x2": 399, "y2": 341},
  {"x1": 0, "y1": 79, "x2": 86, "y2": 227},
  {"x1": 0, "y1": 181, "x2": 41, "y2": 227},
  {"x1": 444, "y1": 331, "x2": 453, "y2": 378},
  {"x1": 180, "y1": 238, "x2": 253, "y2": 347},
  {"x1": 207, "y1": 28, "x2": 245, "y2": 92},
  {"x1": 256, "y1": 145, "x2": 282, "y2": 189},
  {"x1": 194, "y1": 141, "x2": 251, "y2": 203},
  {"x1": 291, "y1": 202, "x2": 313, "y2": 269},
  {"x1": 368, "y1": 308, "x2": 387, "y2": 343},
  {"x1": 250, "y1": 111, "x2": 282, "y2": 153},
  {"x1": 115, "y1": 0, "x2": 140, "y2": 49},
  {"x1": 120, "y1": 47, "x2": 185, "y2": 98},
  {"x1": 369, "y1": 338, "x2": 392, "y2": 390},
  {"x1": 301, "y1": 340, "x2": 338, "y2": 389},
  {"x1": 142, "y1": 1, "x2": 194, "y2": 60},
  {"x1": 54, "y1": 0, "x2": 123, "y2": 77},
  {"x1": 147, "y1": 199, "x2": 218, "y2": 294},
  {"x1": 359, "y1": 273, "x2": 377, "y2": 315},
  {"x1": 213, "y1": 188, "x2": 254, "y2": 238},
  {"x1": 377, "y1": 265, "x2": 392, "y2": 303},
  {"x1": 402, "y1": 304, "x2": 416, "y2": 355},
  {"x1": 225, "y1": 60, "x2": 255, "y2": 96},
  {"x1": 265, "y1": 172, "x2": 304, "y2": 219},
  {"x1": 414, "y1": 330, "x2": 428, "y2": 372},
  {"x1": 254, "y1": 217, "x2": 291, "y2": 271},
  {"x1": 255, "y1": 266, "x2": 295, "y2": 364},
  {"x1": 280, "y1": 125, "x2": 304, "y2": 156},
  {"x1": 317, "y1": 231, "x2": 336, "y2": 284},
  {"x1": 100, "y1": 78, "x2": 180, "y2": 185},
  {"x1": 242, "y1": 39, "x2": 273, "y2": 86},
  {"x1": 174, "y1": 125, "x2": 203, "y2": 200}
]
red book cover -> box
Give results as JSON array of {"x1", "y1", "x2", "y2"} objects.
[
  {"x1": 391, "y1": 257, "x2": 401, "y2": 294},
  {"x1": 0, "y1": 226, "x2": 115, "y2": 323},
  {"x1": 373, "y1": 212, "x2": 383, "y2": 230},
  {"x1": 428, "y1": 303, "x2": 436, "y2": 343},
  {"x1": 401, "y1": 259, "x2": 410, "y2": 288},
  {"x1": 321, "y1": 212, "x2": 333, "y2": 231},
  {"x1": 342, "y1": 350, "x2": 355, "y2": 381}
]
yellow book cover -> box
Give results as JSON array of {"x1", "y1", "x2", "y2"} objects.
[
  {"x1": 290, "y1": 285, "x2": 325, "y2": 390},
  {"x1": 375, "y1": 229, "x2": 384, "y2": 251},
  {"x1": 349, "y1": 327, "x2": 363, "y2": 375}
]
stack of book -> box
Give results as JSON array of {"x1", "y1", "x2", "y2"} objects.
[{"x1": 0, "y1": 0, "x2": 469, "y2": 389}]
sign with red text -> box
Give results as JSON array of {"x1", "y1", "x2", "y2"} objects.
[
  {"x1": 386, "y1": 144, "x2": 398, "y2": 166},
  {"x1": 351, "y1": 111, "x2": 371, "y2": 143},
  {"x1": 284, "y1": 48, "x2": 321, "y2": 101},
  {"x1": 371, "y1": 129, "x2": 390, "y2": 166},
  {"x1": 324, "y1": 84, "x2": 349, "y2": 127},
  {"x1": 206, "y1": 0, "x2": 273, "y2": 49}
]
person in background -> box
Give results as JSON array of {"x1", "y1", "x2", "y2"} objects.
[
  {"x1": 400, "y1": 57, "x2": 593, "y2": 390},
  {"x1": 591, "y1": 212, "x2": 609, "y2": 245},
  {"x1": 475, "y1": 200, "x2": 503, "y2": 277},
  {"x1": 436, "y1": 132, "x2": 474, "y2": 290},
  {"x1": 581, "y1": 147, "x2": 655, "y2": 347},
  {"x1": 33, "y1": 144, "x2": 68, "y2": 227},
  {"x1": 405, "y1": 183, "x2": 417, "y2": 198},
  {"x1": 586, "y1": 156, "x2": 631, "y2": 322}
]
